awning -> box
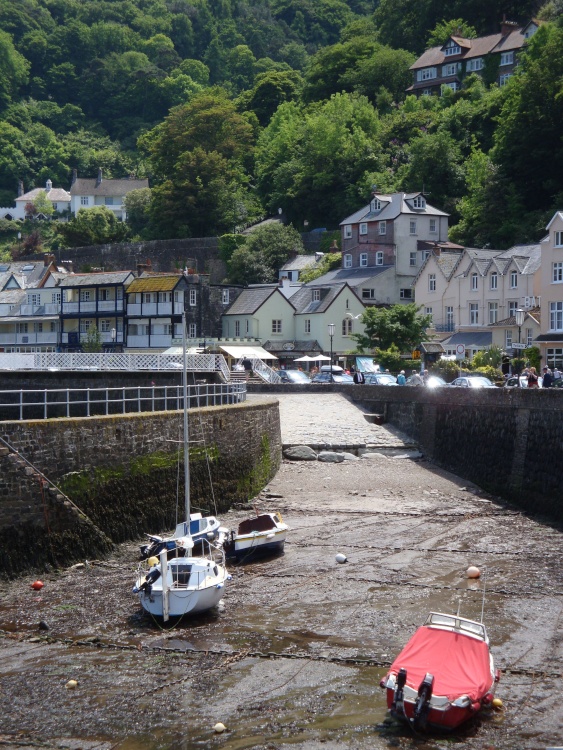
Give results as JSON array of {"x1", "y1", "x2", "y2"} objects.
[
  {"x1": 219, "y1": 344, "x2": 278, "y2": 360},
  {"x1": 355, "y1": 356, "x2": 379, "y2": 373}
]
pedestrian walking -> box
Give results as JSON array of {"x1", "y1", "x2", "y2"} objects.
[
  {"x1": 542, "y1": 366, "x2": 553, "y2": 388},
  {"x1": 397, "y1": 370, "x2": 406, "y2": 386},
  {"x1": 410, "y1": 370, "x2": 423, "y2": 386},
  {"x1": 527, "y1": 366, "x2": 539, "y2": 388},
  {"x1": 553, "y1": 367, "x2": 562, "y2": 381}
]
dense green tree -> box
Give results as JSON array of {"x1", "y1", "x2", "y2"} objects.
[
  {"x1": 426, "y1": 18, "x2": 476, "y2": 47},
  {"x1": 31, "y1": 189, "x2": 54, "y2": 218},
  {"x1": 239, "y1": 70, "x2": 303, "y2": 126},
  {"x1": 123, "y1": 187, "x2": 152, "y2": 236},
  {"x1": 351, "y1": 304, "x2": 432, "y2": 353},
  {"x1": 56, "y1": 206, "x2": 129, "y2": 247},
  {"x1": 0, "y1": 29, "x2": 29, "y2": 111},
  {"x1": 228, "y1": 222, "x2": 305, "y2": 283},
  {"x1": 256, "y1": 93, "x2": 381, "y2": 227}
]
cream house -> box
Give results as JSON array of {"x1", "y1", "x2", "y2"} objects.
[
  {"x1": 537, "y1": 212, "x2": 563, "y2": 369},
  {"x1": 69, "y1": 169, "x2": 148, "y2": 221},
  {"x1": 414, "y1": 243, "x2": 541, "y2": 358}
]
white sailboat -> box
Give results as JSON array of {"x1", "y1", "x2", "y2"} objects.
[{"x1": 133, "y1": 314, "x2": 230, "y2": 620}]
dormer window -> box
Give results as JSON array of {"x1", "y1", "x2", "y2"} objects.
[
  {"x1": 313, "y1": 289, "x2": 321, "y2": 301},
  {"x1": 371, "y1": 199, "x2": 381, "y2": 211},
  {"x1": 444, "y1": 41, "x2": 461, "y2": 57},
  {"x1": 412, "y1": 196, "x2": 425, "y2": 209}
]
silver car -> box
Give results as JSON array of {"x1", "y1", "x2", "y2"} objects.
[{"x1": 449, "y1": 376, "x2": 497, "y2": 388}]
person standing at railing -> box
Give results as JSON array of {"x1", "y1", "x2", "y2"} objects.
[{"x1": 242, "y1": 357, "x2": 252, "y2": 380}]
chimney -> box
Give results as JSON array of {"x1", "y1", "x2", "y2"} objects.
[
  {"x1": 501, "y1": 18, "x2": 518, "y2": 36},
  {"x1": 433, "y1": 242, "x2": 441, "y2": 257},
  {"x1": 44, "y1": 253, "x2": 56, "y2": 266},
  {"x1": 46, "y1": 179, "x2": 52, "y2": 192},
  {"x1": 60, "y1": 260, "x2": 73, "y2": 273},
  {"x1": 96, "y1": 167, "x2": 102, "y2": 187},
  {"x1": 330, "y1": 240, "x2": 339, "y2": 252},
  {"x1": 71, "y1": 169, "x2": 77, "y2": 185},
  {"x1": 18, "y1": 180, "x2": 24, "y2": 197}
]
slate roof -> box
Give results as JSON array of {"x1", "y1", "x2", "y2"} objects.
[
  {"x1": 126, "y1": 275, "x2": 184, "y2": 293},
  {"x1": 441, "y1": 331, "x2": 493, "y2": 347},
  {"x1": 280, "y1": 255, "x2": 318, "y2": 272},
  {"x1": 0, "y1": 261, "x2": 55, "y2": 290},
  {"x1": 70, "y1": 177, "x2": 149, "y2": 197},
  {"x1": 490, "y1": 307, "x2": 541, "y2": 327},
  {"x1": 60, "y1": 271, "x2": 133, "y2": 287},
  {"x1": 223, "y1": 286, "x2": 288, "y2": 315},
  {"x1": 306, "y1": 266, "x2": 392, "y2": 288},
  {"x1": 17, "y1": 187, "x2": 71, "y2": 202},
  {"x1": 291, "y1": 283, "x2": 358, "y2": 314},
  {"x1": 0, "y1": 289, "x2": 26, "y2": 305},
  {"x1": 340, "y1": 192, "x2": 448, "y2": 226},
  {"x1": 410, "y1": 28, "x2": 527, "y2": 70}
]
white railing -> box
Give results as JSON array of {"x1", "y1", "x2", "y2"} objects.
[
  {"x1": 0, "y1": 333, "x2": 59, "y2": 345},
  {"x1": 238, "y1": 357, "x2": 281, "y2": 383},
  {"x1": 0, "y1": 383, "x2": 246, "y2": 421},
  {"x1": 0, "y1": 352, "x2": 231, "y2": 377}
]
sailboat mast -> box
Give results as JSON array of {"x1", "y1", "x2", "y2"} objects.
[{"x1": 182, "y1": 311, "x2": 191, "y2": 555}]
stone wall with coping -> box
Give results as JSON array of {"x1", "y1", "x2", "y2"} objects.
[
  {"x1": 347, "y1": 385, "x2": 563, "y2": 522},
  {"x1": 0, "y1": 398, "x2": 281, "y2": 576}
]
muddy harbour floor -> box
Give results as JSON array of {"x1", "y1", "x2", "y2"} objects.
[{"x1": 0, "y1": 394, "x2": 562, "y2": 750}]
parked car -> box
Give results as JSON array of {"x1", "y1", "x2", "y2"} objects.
[
  {"x1": 405, "y1": 374, "x2": 446, "y2": 388},
  {"x1": 364, "y1": 372, "x2": 398, "y2": 385},
  {"x1": 312, "y1": 372, "x2": 354, "y2": 384},
  {"x1": 449, "y1": 376, "x2": 497, "y2": 388},
  {"x1": 278, "y1": 370, "x2": 311, "y2": 384},
  {"x1": 504, "y1": 374, "x2": 545, "y2": 388}
]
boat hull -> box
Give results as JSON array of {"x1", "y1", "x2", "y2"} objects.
[
  {"x1": 225, "y1": 529, "x2": 287, "y2": 561},
  {"x1": 386, "y1": 689, "x2": 488, "y2": 730},
  {"x1": 137, "y1": 581, "x2": 225, "y2": 617}
]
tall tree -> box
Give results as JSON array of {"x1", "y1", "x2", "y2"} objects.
[{"x1": 351, "y1": 304, "x2": 432, "y2": 353}]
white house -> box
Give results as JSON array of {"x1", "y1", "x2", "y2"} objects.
[
  {"x1": 0, "y1": 179, "x2": 71, "y2": 221},
  {"x1": 69, "y1": 168, "x2": 149, "y2": 221}
]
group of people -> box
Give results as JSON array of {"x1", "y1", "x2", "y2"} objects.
[{"x1": 525, "y1": 365, "x2": 561, "y2": 388}]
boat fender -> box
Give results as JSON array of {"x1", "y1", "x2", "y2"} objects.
[
  {"x1": 482, "y1": 693, "x2": 494, "y2": 705},
  {"x1": 471, "y1": 701, "x2": 481, "y2": 713},
  {"x1": 335, "y1": 553, "x2": 347, "y2": 564},
  {"x1": 216, "y1": 583, "x2": 224, "y2": 589},
  {"x1": 227, "y1": 574, "x2": 233, "y2": 581}
]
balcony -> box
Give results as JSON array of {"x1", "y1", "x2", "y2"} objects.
[
  {"x1": 62, "y1": 300, "x2": 124, "y2": 314},
  {"x1": 126, "y1": 334, "x2": 173, "y2": 348},
  {"x1": 433, "y1": 323, "x2": 456, "y2": 332},
  {"x1": 61, "y1": 331, "x2": 125, "y2": 344},
  {"x1": 0, "y1": 332, "x2": 58, "y2": 345}
]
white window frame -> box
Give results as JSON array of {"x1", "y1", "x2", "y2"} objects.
[
  {"x1": 469, "y1": 303, "x2": 479, "y2": 325},
  {"x1": 489, "y1": 301, "x2": 498, "y2": 324},
  {"x1": 376, "y1": 251, "x2": 383, "y2": 266},
  {"x1": 409, "y1": 220, "x2": 416, "y2": 235},
  {"x1": 371, "y1": 199, "x2": 381, "y2": 211},
  {"x1": 471, "y1": 273, "x2": 478, "y2": 291},
  {"x1": 344, "y1": 254, "x2": 352, "y2": 269},
  {"x1": 526, "y1": 328, "x2": 533, "y2": 346},
  {"x1": 508, "y1": 301, "x2": 518, "y2": 317},
  {"x1": 362, "y1": 289, "x2": 376, "y2": 300},
  {"x1": 409, "y1": 252, "x2": 417, "y2": 267},
  {"x1": 342, "y1": 319, "x2": 352, "y2": 336},
  {"x1": 100, "y1": 319, "x2": 111, "y2": 333},
  {"x1": 222, "y1": 289, "x2": 230, "y2": 305},
  {"x1": 305, "y1": 319, "x2": 311, "y2": 334},
  {"x1": 490, "y1": 272, "x2": 498, "y2": 290},
  {"x1": 379, "y1": 221, "x2": 386, "y2": 235},
  {"x1": 552, "y1": 262, "x2": 563, "y2": 283},
  {"x1": 272, "y1": 319, "x2": 282, "y2": 334},
  {"x1": 359, "y1": 253, "x2": 368, "y2": 267},
  {"x1": 400, "y1": 288, "x2": 412, "y2": 300},
  {"x1": 550, "y1": 301, "x2": 563, "y2": 331},
  {"x1": 412, "y1": 196, "x2": 425, "y2": 209},
  {"x1": 188, "y1": 323, "x2": 196, "y2": 338},
  {"x1": 441, "y1": 82, "x2": 459, "y2": 94},
  {"x1": 52, "y1": 292, "x2": 61, "y2": 304},
  {"x1": 444, "y1": 43, "x2": 461, "y2": 57},
  {"x1": 505, "y1": 329, "x2": 512, "y2": 348},
  {"x1": 500, "y1": 51, "x2": 514, "y2": 66},
  {"x1": 428, "y1": 274, "x2": 436, "y2": 292},
  {"x1": 313, "y1": 289, "x2": 321, "y2": 301},
  {"x1": 80, "y1": 196, "x2": 89, "y2": 206},
  {"x1": 442, "y1": 63, "x2": 457, "y2": 77},
  {"x1": 189, "y1": 288, "x2": 197, "y2": 306},
  {"x1": 466, "y1": 57, "x2": 483, "y2": 72},
  {"x1": 425, "y1": 307, "x2": 433, "y2": 321},
  {"x1": 554, "y1": 231, "x2": 563, "y2": 247},
  {"x1": 235, "y1": 320, "x2": 240, "y2": 337},
  {"x1": 429, "y1": 219, "x2": 436, "y2": 233},
  {"x1": 343, "y1": 225, "x2": 352, "y2": 239},
  {"x1": 359, "y1": 223, "x2": 368, "y2": 235},
  {"x1": 446, "y1": 307, "x2": 454, "y2": 327},
  {"x1": 510, "y1": 271, "x2": 518, "y2": 289},
  {"x1": 499, "y1": 73, "x2": 512, "y2": 86},
  {"x1": 418, "y1": 67, "x2": 437, "y2": 81}
]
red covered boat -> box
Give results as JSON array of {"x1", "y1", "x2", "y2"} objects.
[{"x1": 380, "y1": 611, "x2": 500, "y2": 731}]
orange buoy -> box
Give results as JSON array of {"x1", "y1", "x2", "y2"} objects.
[{"x1": 31, "y1": 580, "x2": 44, "y2": 591}]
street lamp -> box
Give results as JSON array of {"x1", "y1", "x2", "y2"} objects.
[
  {"x1": 327, "y1": 323, "x2": 335, "y2": 382},
  {"x1": 515, "y1": 308, "x2": 525, "y2": 386}
]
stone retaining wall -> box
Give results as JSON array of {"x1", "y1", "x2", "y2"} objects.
[{"x1": 0, "y1": 399, "x2": 281, "y2": 577}]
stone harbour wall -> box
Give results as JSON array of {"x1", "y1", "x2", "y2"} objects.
[
  {"x1": 0, "y1": 399, "x2": 281, "y2": 577},
  {"x1": 348, "y1": 385, "x2": 563, "y2": 522}
]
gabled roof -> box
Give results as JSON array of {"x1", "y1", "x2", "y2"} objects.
[
  {"x1": 546, "y1": 211, "x2": 563, "y2": 231},
  {"x1": 16, "y1": 187, "x2": 71, "y2": 203},
  {"x1": 410, "y1": 27, "x2": 527, "y2": 70},
  {"x1": 0, "y1": 289, "x2": 26, "y2": 305},
  {"x1": 292, "y1": 283, "x2": 361, "y2": 314},
  {"x1": 126, "y1": 274, "x2": 185, "y2": 293},
  {"x1": 70, "y1": 177, "x2": 149, "y2": 197},
  {"x1": 280, "y1": 255, "x2": 318, "y2": 272},
  {"x1": 223, "y1": 286, "x2": 295, "y2": 315},
  {"x1": 61, "y1": 271, "x2": 134, "y2": 288},
  {"x1": 340, "y1": 192, "x2": 448, "y2": 226},
  {"x1": 441, "y1": 331, "x2": 492, "y2": 347},
  {"x1": 490, "y1": 307, "x2": 541, "y2": 327}
]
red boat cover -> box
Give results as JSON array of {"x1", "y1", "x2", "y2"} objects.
[{"x1": 389, "y1": 626, "x2": 491, "y2": 702}]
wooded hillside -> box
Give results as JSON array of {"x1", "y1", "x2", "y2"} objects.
[{"x1": 0, "y1": 0, "x2": 560, "y2": 251}]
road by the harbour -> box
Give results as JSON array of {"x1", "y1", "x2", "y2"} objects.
[{"x1": 0, "y1": 394, "x2": 561, "y2": 750}]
